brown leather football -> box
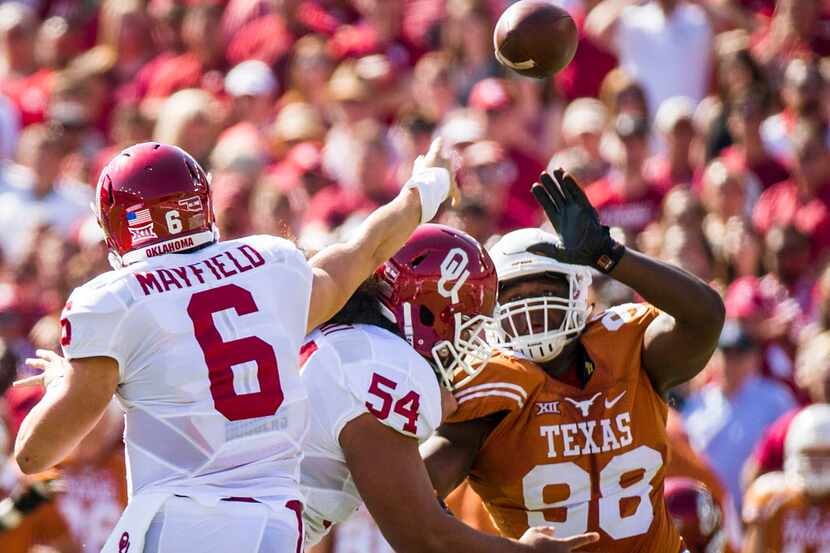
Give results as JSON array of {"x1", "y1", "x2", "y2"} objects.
[{"x1": 494, "y1": 0, "x2": 578, "y2": 79}]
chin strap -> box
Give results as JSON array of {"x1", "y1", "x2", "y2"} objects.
[{"x1": 110, "y1": 226, "x2": 219, "y2": 269}]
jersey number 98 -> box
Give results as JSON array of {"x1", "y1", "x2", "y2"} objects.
[{"x1": 523, "y1": 446, "x2": 662, "y2": 540}]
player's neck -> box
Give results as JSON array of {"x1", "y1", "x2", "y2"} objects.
[{"x1": 538, "y1": 340, "x2": 589, "y2": 388}]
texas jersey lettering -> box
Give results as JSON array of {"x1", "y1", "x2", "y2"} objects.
[
  {"x1": 744, "y1": 471, "x2": 830, "y2": 553},
  {"x1": 446, "y1": 303, "x2": 682, "y2": 552}
]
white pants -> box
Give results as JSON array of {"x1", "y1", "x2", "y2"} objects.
[{"x1": 143, "y1": 496, "x2": 303, "y2": 553}]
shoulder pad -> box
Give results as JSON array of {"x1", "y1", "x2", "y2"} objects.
[
  {"x1": 447, "y1": 351, "x2": 540, "y2": 423},
  {"x1": 60, "y1": 276, "x2": 131, "y2": 367}
]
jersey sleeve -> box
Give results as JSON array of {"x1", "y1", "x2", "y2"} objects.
[
  {"x1": 581, "y1": 303, "x2": 661, "y2": 380},
  {"x1": 60, "y1": 278, "x2": 130, "y2": 373},
  {"x1": 340, "y1": 352, "x2": 442, "y2": 442},
  {"x1": 246, "y1": 234, "x2": 313, "y2": 333},
  {"x1": 446, "y1": 353, "x2": 538, "y2": 424},
  {"x1": 302, "y1": 328, "x2": 442, "y2": 445}
]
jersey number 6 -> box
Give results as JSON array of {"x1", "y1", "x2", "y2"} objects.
[{"x1": 187, "y1": 284, "x2": 284, "y2": 421}]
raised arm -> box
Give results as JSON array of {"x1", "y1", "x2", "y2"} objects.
[
  {"x1": 605, "y1": 249, "x2": 725, "y2": 392},
  {"x1": 306, "y1": 138, "x2": 457, "y2": 332},
  {"x1": 14, "y1": 351, "x2": 118, "y2": 474},
  {"x1": 528, "y1": 170, "x2": 725, "y2": 394}
]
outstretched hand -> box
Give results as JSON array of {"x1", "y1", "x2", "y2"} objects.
[
  {"x1": 14, "y1": 349, "x2": 69, "y2": 389},
  {"x1": 529, "y1": 169, "x2": 624, "y2": 273},
  {"x1": 413, "y1": 137, "x2": 461, "y2": 208},
  {"x1": 519, "y1": 526, "x2": 600, "y2": 552}
]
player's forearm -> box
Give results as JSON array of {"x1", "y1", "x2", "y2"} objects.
[
  {"x1": 307, "y1": 189, "x2": 422, "y2": 330},
  {"x1": 348, "y1": 187, "x2": 423, "y2": 272},
  {"x1": 415, "y1": 515, "x2": 536, "y2": 553},
  {"x1": 15, "y1": 357, "x2": 118, "y2": 474},
  {"x1": 609, "y1": 248, "x2": 725, "y2": 333},
  {"x1": 15, "y1": 385, "x2": 86, "y2": 473},
  {"x1": 310, "y1": 188, "x2": 420, "y2": 276}
]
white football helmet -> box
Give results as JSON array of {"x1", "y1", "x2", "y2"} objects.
[
  {"x1": 785, "y1": 404, "x2": 830, "y2": 496},
  {"x1": 488, "y1": 228, "x2": 592, "y2": 363}
]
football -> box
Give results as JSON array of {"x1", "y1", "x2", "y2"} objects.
[{"x1": 493, "y1": 0, "x2": 579, "y2": 79}]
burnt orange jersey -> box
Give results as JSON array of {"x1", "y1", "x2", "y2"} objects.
[
  {"x1": 445, "y1": 481, "x2": 501, "y2": 536},
  {"x1": 446, "y1": 303, "x2": 682, "y2": 553},
  {"x1": 743, "y1": 471, "x2": 830, "y2": 553}
]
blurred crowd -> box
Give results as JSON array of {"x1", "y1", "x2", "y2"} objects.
[{"x1": 0, "y1": 0, "x2": 829, "y2": 551}]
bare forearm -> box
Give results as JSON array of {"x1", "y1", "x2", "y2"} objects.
[
  {"x1": 350, "y1": 188, "x2": 422, "y2": 270},
  {"x1": 14, "y1": 356, "x2": 118, "y2": 474},
  {"x1": 15, "y1": 386, "x2": 89, "y2": 473},
  {"x1": 412, "y1": 514, "x2": 533, "y2": 553},
  {"x1": 609, "y1": 248, "x2": 724, "y2": 329},
  {"x1": 307, "y1": 190, "x2": 421, "y2": 330}
]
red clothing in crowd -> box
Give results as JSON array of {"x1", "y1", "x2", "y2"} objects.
[
  {"x1": 644, "y1": 155, "x2": 701, "y2": 194},
  {"x1": 1, "y1": 69, "x2": 53, "y2": 127},
  {"x1": 225, "y1": 14, "x2": 296, "y2": 67},
  {"x1": 752, "y1": 179, "x2": 830, "y2": 257},
  {"x1": 586, "y1": 173, "x2": 665, "y2": 236},
  {"x1": 554, "y1": 8, "x2": 618, "y2": 101},
  {"x1": 750, "y1": 407, "x2": 802, "y2": 475},
  {"x1": 304, "y1": 185, "x2": 396, "y2": 230},
  {"x1": 498, "y1": 147, "x2": 545, "y2": 231},
  {"x1": 720, "y1": 145, "x2": 790, "y2": 191},
  {"x1": 752, "y1": 5, "x2": 830, "y2": 59},
  {"x1": 142, "y1": 52, "x2": 216, "y2": 100}
]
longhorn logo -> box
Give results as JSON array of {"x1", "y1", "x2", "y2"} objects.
[
  {"x1": 437, "y1": 248, "x2": 470, "y2": 304},
  {"x1": 564, "y1": 392, "x2": 602, "y2": 418}
]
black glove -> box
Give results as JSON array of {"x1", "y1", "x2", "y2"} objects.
[{"x1": 529, "y1": 169, "x2": 625, "y2": 273}]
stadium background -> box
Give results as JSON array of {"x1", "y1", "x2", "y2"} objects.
[{"x1": 0, "y1": 0, "x2": 828, "y2": 551}]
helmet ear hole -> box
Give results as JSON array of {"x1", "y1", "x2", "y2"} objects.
[{"x1": 419, "y1": 304, "x2": 435, "y2": 327}]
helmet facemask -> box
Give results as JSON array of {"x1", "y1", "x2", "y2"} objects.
[
  {"x1": 432, "y1": 312, "x2": 497, "y2": 390},
  {"x1": 491, "y1": 269, "x2": 591, "y2": 363},
  {"x1": 786, "y1": 449, "x2": 830, "y2": 497}
]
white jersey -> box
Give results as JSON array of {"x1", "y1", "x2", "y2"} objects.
[
  {"x1": 298, "y1": 323, "x2": 443, "y2": 546},
  {"x1": 60, "y1": 235, "x2": 312, "y2": 500}
]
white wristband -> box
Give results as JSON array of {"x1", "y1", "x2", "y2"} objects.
[{"x1": 402, "y1": 167, "x2": 451, "y2": 223}]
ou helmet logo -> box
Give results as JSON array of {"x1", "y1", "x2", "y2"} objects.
[{"x1": 438, "y1": 248, "x2": 470, "y2": 304}]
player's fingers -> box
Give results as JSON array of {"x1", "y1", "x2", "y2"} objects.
[
  {"x1": 562, "y1": 172, "x2": 592, "y2": 206},
  {"x1": 562, "y1": 532, "x2": 600, "y2": 549},
  {"x1": 526, "y1": 241, "x2": 567, "y2": 262},
  {"x1": 531, "y1": 182, "x2": 560, "y2": 213},
  {"x1": 424, "y1": 136, "x2": 443, "y2": 163},
  {"x1": 13, "y1": 375, "x2": 44, "y2": 388},
  {"x1": 555, "y1": 170, "x2": 578, "y2": 202},
  {"x1": 25, "y1": 357, "x2": 49, "y2": 371},
  {"x1": 541, "y1": 171, "x2": 568, "y2": 206},
  {"x1": 35, "y1": 349, "x2": 61, "y2": 362},
  {"x1": 412, "y1": 156, "x2": 425, "y2": 176}
]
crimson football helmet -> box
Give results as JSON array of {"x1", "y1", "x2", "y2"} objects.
[
  {"x1": 376, "y1": 224, "x2": 498, "y2": 389},
  {"x1": 664, "y1": 478, "x2": 726, "y2": 553},
  {"x1": 95, "y1": 143, "x2": 217, "y2": 268}
]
